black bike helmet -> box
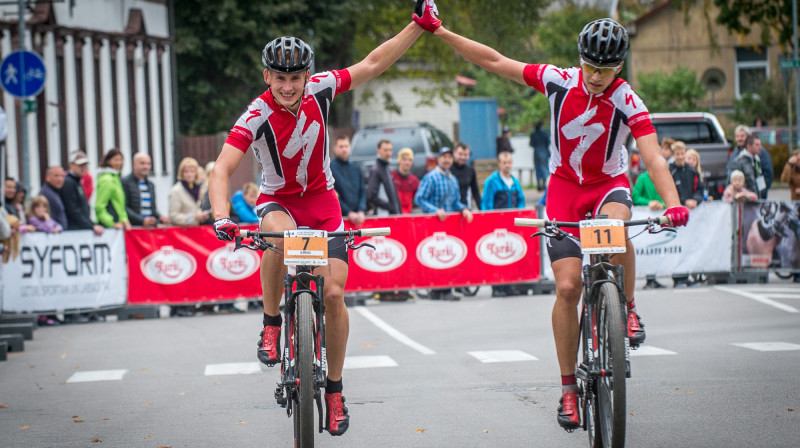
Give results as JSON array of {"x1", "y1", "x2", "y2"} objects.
[
  {"x1": 578, "y1": 18, "x2": 629, "y2": 65},
  {"x1": 262, "y1": 36, "x2": 313, "y2": 74}
]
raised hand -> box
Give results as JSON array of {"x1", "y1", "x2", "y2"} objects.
[{"x1": 413, "y1": 0, "x2": 441, "y2": 33}]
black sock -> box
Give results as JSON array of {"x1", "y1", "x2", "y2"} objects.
[
  {"x1": 326, "y1": 378, "x2": 343, "y2": 394},
  {"x1": 263, "y1": 313, "x2": 282, "y2": 327}
]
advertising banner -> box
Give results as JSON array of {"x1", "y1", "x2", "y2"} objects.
[
  {"x1": 0, "y1": 230, "x2": 127, "y2": 313},
  {"x1": 632, "y1": 201, "x2": 733, "y2": 275},
  {"x1": 739, "y1": 201, "x2": 800, "y2": 269},
  {"x1": 125, "y1": 210, "x2": 541, "y2": 304}
]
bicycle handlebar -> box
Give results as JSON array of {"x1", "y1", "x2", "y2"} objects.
[
  {"x1": 514, "y1": 216, "x2": 670, "y2": 228},
  {"x1": 240, "y1": 227, "x2": 391, "y2": 239}
]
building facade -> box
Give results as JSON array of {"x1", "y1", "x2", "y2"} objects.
[{"x1": 0, "y1": 0, "x2": 174, "y2": 203}]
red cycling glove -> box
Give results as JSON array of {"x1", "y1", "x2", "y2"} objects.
[
  {"x1": 664, "y1": 206, "x2": 690, "y2": 227},
  {"x1": 412, "y1": 0, "x2": 441, "y2": 33},
  {"x1": 213, "y1": 218, "x2": 240, "y2": 241}
]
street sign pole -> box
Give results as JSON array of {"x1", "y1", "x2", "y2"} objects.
[
  {"x1": 17, "y1": 0, "x2": 28, "y2": 191},
  {"x1": 794, "y1": 0, "x2": 800, "y2": 150}
]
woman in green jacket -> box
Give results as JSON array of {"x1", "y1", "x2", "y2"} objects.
[{"x1": 95, "y1": 148, "x2": 132, "y2": 230}]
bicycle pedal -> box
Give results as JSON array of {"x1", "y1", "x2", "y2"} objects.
[{"x1": 630, "y1": 343, "x2": 640, "y2": 350}]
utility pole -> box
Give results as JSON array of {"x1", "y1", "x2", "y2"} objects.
[
  {"x1": 794, "y1": 0, "x2": 800, "y2": 148},
  {"x1": 17, "y1": 0, "x2": 29, "y2": 190}
]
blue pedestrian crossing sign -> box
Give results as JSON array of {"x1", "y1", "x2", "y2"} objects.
[{"x1": 0, "y1": 50, "x2": 46, "y2": 98}]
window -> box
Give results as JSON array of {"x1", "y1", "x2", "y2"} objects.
[{"x1": 735, "y1": 46, "x2": 768, "y2": 98}]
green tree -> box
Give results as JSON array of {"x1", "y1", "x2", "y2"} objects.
[
  {"x1": 731, "y1": 78, "x2": 789, "y2": 125},
  {"x1": 635, "y1": 67, "x2": 706, "y2": 113}
]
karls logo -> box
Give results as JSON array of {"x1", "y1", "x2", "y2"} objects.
[
  {"x1": 206, "y1": 243, "x2": 260, "y2": 281},
  {"x1": 475, "y1": 229, "x2": 527, "y2": 266},
  {"x1": 352, "y1": 236, "x2": 407, "y2": 272},
  {"x1": 140, "y1": 246, "x2": 197, "y2": 284},
  {"x1": 416, "y1": 232, "x2": 467, "y2": 270}
]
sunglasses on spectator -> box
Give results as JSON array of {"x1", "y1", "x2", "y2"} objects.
[{"x1": 580, "y1": 58, "x2": 623, "y2": 76}]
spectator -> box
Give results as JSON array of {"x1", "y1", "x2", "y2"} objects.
[
  {"x1": 496, "y1": 126, "x2": 513, "y2": 155},
  {"x1": 122, "y1": 152, "x2": 169, "y2": 228},
  {"x1": 0, "y1": 205, "x2": 11, "y2": 260},
  {"x1": 414, "y1": 147, "x2": 473, "y2": 301},
  {"x1": 61, "y1": 150, "x2": 104, "y2": 235},
  {"x1": 169, "y1": 157, "x2": 209, "y2": 226},
  {"x1": 27, "y1": 195, "x2": 63, "y2": 233},
  {"x1": 3, "y1": 177, "x2": 17, "y2": 217},
  {"x1": 95, "y1": 148, "x2": 132, "y2": 230},
  {"x1": 330, "y1": 135, "x2": 366, "y2": 225},
  {"x1": 669, "y1": 141, "x2": 704, "y2": 210},
  {"x1": 231, "y1": 182, "x2": 260, "y2": 223},
  {"x1": 39, "y1": 166, "x2": 68, "y2": 230},
  {"x1": 782, "y1": 149, "x2": 800, "y2": 201},
  {"x1": 366, "y1": 139, "x2": 402, "y2": 215},
  {"x1": 199, "y1": 161, "x2": 237, "y2": 225},
  {"x1": 1, "y1": 214, "x2": 20, "y2": 263},
  {"x1": 632, "y1": 152, "x2": 668, "y2": 289},
  {"x1": 726, "y1": 124, "x2": 749, "y2": 174},
  {"x1": 669, "y1": 141, "x2": 704, "y2": 288},
  {"x1": 753, "y1": 116, "x2": 767, "y2": 127},
  {"x1": 530, "y1": 120, "x2": 551, "y2": 191},
  {"x1": 686, "y1": 149, "x2": 703, "y2": 179},
  {"x1": 13, "y1": 182, "x2": 28, "y2": 218},
  {"x1": 481, "y1": 151, "x2": 525, "y2": 297},
  {"x1": 451, "y1": 142, "x2": 481, "y2": 210},
  {"x1": 758, "y1": 143, "x2": 774, "y2": 199},
  {"x1": 391, "y1": 147, "x2": 420, "y2": 214},
  {"x1": 660, "y1": 137, "x2": 675, "y2": 164},
  {"x1": 728, "y1": 135, "x2": 768, "y2": 199},
  {"x1": 722, "y1": 170, "x2": 758, "y2": 202}
]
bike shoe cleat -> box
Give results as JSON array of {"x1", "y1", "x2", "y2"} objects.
[
  {"x1": 325, "y1": 392, "x2": 350, "y2": 436},
  {"x1": 627, "y1": 310, "x2": 646, "y2": 346},
  {"x1": 557, "y1": 392, "x2": 581, "y2": 431},
  {"x1": 257, "y1": 325, "x2": 281, "y2": 366}
]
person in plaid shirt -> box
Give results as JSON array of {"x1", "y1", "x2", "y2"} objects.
[{"x1": 415, "y1": 147, "x2": 473, "y2": 222}]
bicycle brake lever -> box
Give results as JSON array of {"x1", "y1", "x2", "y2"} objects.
[
  {"x1": 649, "y1": 225, "x2": 677, "y2": 234},
  {"x1": 350, "y1": 242, "x2": 375, "y2": 251}
]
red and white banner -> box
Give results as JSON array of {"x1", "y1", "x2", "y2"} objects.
[{"x1": 125, "y1": 209, "x2": 541, "y2": 304}]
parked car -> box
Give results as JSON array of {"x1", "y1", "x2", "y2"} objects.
[
  {"x1": 628, "y1": 112, "x2": 731, "y2": 199},
  {"x1": 349, "y1": 122, "x2": 454, "y2": 181}
]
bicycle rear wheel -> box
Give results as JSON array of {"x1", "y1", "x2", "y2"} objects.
[
  {"x1": 595, "y1": 283, "x2": 627, "y2": 448},
  {"x1": 293, "y1": 292, "x2": 316, "y2": 448}
]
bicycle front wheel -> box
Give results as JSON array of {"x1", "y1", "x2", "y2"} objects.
[
  {"x1": 595, "y1": 283, "x2": 627, "y2": 448},
  {"x1": 293, "y1": 292, "x2": 316, "y2": 448}
]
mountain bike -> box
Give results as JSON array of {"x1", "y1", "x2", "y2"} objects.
[
  {"x1": 515, "y1": 215, "x2": 673, "y2": 448},
  {"x1": 235, "y1": 226, "x2": 390, "y2": 448}
]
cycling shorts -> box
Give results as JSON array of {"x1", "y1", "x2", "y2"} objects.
[
  {"x1": 545, "y1": 174, "x2": 632, "y2": 262},
  {"x1": 256, "y1": 189, "x2": 348, "y2": 263}
]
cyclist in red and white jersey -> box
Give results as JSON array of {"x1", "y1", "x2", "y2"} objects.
[
  {"x1": 414, "y1": 2, "x2": 689, "y2": 432},
  {"x1": 209, "y1": 14, "x2": 435, "y2": 436}
]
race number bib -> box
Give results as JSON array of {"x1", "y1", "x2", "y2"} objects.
[
  {"x1": 284, "y1": 229, "x2": 328, "y2": 266},
  {"x1": 579, "y1": 219, "x2": 626, "y2": 254},
  {"x1": 756, "y1": 175, "x2": 766, "y2": 192}
]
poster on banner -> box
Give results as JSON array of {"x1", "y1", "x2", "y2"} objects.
[
  {"x1": 632, "y1": 202, "x2": 732, "y2": 275},
  {"x1": 739, "y1": 201, "x2": 800, "y2": 269},
  {"x1": 0, "y1": 230, "x2": 127, "y2": 313}
]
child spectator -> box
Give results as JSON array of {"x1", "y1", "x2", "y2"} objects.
[
  {"x1": 27, "y1": 195, "x2": 63, "y2": 233},
  {"x1": 722, "y1": 170, "x2": 758, "y2": 202},
  {"x1": 481, "y1": 151, "x2": 525, "y2": 297},
  {"x1": 391, "y1": 147, "x2": 420, "y2": 214},
  {"x1": 231, "y1": 182, "x2": 260, "y2": 223}
]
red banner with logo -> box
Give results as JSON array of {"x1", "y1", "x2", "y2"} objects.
[{"x1": 124, "y1": 209, "x2": 541, "y2": 304}]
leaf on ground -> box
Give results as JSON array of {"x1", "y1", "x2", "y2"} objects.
[
  {"x1": 362, "y1": 344, "x2": 373, "y2": 348},
  {"x1": 482, "y1": 429, "x2": 489, "y2": 434},
  {"x1": 20, "y1": 426, "x2": 30, "y2": 430},
  {"x1": 0, "y1": 404, "x2": 8, "y2": 408},
  {"x1": 214, "y1": 382, "x2": 220, "y2": 385},
  {"x1": 61, "y1": 353, "x2": 67, "y2": 359},
  {"x1": 178, "y1": 392, "x2": 186, "y2": 396},
  {"x1": 415, "y1": 428, "x2": 425, "y2": 433},
  {"x1": 91, "y1": 439, "x2": 101, "y2": 443},
  {"x1": 141, "y1": 367, "x2": 148, "y2": 371},
  {"x1": 674, "y1": 388, "x2": 680, "y2": 391},
  {"x1": 144, "y1": 402, "x2": 150, "y2": 406},
  {"x1": 51, "y1": 372, "x2": 56, "y2": 376},
  {"x1": 147, "y1": 434, "x2": 152, "y2": 439},
  {"x1": 73, "y1": 419, "x2": 83, "y2": 423},
  {"x1": 237, "y1": 421, "x2": 247, "y2": 424},
  {"x1": 789, "y1": 408, "x2": 794, "y2": 412},
  {"x1": 102, "y1": 418, "x2": 110, "y2": 421},
  {"x1": 74, "y1": 366, "x2": 80, "y2": 369},
  {"x1": 72, "y1": 415, "x2": 79, "y2": 418},
  {"x1": 157, "y1": 446, "x2": 172, "y2": 448}
]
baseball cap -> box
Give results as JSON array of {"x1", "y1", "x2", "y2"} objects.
[
  {"x1": 438, "y1": 147, "x2": 453, "y2": 156},
  {"x1": 69, "y1": 151, "x2": 89, "y2": 165},
  {"x1": 502, "y1": 126, "x2": 510, "y2": 133}
]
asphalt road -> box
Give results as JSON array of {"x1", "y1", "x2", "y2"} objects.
[{"x1": 1, "y1": 276, "x2": 799, "y2": 448}]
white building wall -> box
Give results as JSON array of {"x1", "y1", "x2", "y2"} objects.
[{"x1": 352, "y1": 77, "x2": 459, "y2": 141}]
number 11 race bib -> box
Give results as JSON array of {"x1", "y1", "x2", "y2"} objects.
[{"x1": 578, "y1": 219, "x2": 626, "y2": 254}]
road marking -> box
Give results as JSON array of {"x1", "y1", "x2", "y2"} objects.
[
  {"x1": 344, "y1": 355, "x2": 398, "y2": 369},
  {"x1": 66, "y1": 369, "x2": 127, "y2": 383},
  {"x1": 714, "y1": 286, "x2": 799, "y2": 313},
  {"x1": 764, "y1": 294, "x2": 800, "y2": 300},
  {"x1": 468, "y1": 350, "x2": 538, "y2": 363},
  {"x1": 204, "y1": 362, "x2": 261, "y2": 376},
  {"x1": 630, "y1": 346, "x2": 677, "y2": 357},
  {"x1": 731, "y1": 342, "x2": 800, "y2": 352},
  {"x1": 354, "y1": 307, "x2": 436, "y2": 355}
]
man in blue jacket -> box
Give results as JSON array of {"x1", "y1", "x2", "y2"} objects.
[{"x1": 330, "y1": 136, "x2": 366, "y2": 226}]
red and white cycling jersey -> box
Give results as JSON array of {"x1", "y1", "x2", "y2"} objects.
[
  {"x1": 225, "y1": 70, "x2": 352, "y2": 196},
  {"x1": 523, "y1": 64, "x2": 655, "y2": 185}
]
